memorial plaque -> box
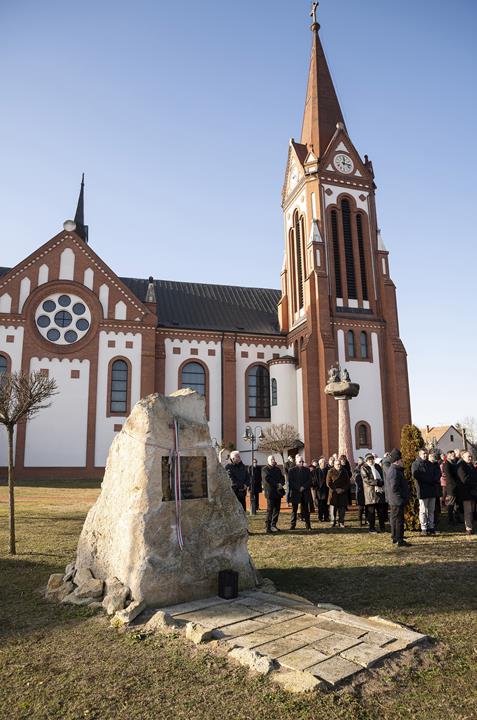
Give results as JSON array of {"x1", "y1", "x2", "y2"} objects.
[{"x1": 162, "y1": 456, "x2": 208, "y2": 501}]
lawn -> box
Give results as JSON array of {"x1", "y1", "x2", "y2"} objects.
[{"x1": 0, "y1": 482, "x2": 476, "y2": 720}]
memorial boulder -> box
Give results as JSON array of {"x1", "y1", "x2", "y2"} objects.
[{"x1": 75, "y1": 389, "x2": 257, "y2": 607}]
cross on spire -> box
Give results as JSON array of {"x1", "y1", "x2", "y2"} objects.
[{"x1": 310, "y1": 2, "x2": 319, "y2": 26}]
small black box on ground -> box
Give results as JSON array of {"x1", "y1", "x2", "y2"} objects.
[{"x1": 218, "y1": 569, "x2": 238, "y2": 599}]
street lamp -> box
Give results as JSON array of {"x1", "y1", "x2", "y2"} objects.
[{"x1": 243, "y1": 426, "x2": 264, "y2": 516}]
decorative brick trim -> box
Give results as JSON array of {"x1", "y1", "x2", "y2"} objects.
[
  {"x1": 208, "y1": 349, "x2": 216, "y2": 356},
  {"x1": 6, "y1": 335, "x2": 14, "y2": 343},
  {"x1": 125, "y1": 341, "x2": 133, "y2": 349},
  {"x1": 71, "y1": 369, "x2": 80, "y2": 379},
  {"x1": 190, "y1": 348, "x2": 198, "y2": 356},
  {"x1": 172, "y1": 347, "x2": 181, "y2": 355},
  {"x1": 107, "y1": 340, "x2": 116, "y2": 348}
]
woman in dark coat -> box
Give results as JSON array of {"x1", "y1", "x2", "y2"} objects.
[{"x1": 327, "y1": 459, "x2": 351, "y2": 528}]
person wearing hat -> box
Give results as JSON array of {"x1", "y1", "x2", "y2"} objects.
[
  {"x1": 384, "y1": 449, "x2": 411, "y2": 547},
  {"x1": 361, "y1": 453, "x2": 386, "y2": 533}
]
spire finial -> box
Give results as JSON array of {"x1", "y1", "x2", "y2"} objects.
[
  {"x1": 310, "y1": 1, "x2": 320, "y2": 30},
  {"x1": 74, "y1": 173, "x2": 89, "y2": 243}
]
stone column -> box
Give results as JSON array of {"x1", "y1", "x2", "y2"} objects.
[{"x1": 338, "y1": 397, "x2": 354, "y2": 470}]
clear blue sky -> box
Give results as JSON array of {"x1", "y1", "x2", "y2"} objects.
[{"x1": 1, "y1": 0, "x2": 476, "y2": 429}]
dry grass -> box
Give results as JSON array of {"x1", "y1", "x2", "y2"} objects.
[{"x1": 1, "y1": 483, "x2": 476, "y2": 720}]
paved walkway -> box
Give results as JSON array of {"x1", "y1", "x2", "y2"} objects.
[{"x1": 147, "y1": 589, "x2": 426, "y2": 689}]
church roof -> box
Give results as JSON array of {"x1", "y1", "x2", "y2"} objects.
[
  {"x1": 0, "y1": 265, "x2": 282, "y2": 334},
  {"x1": 300, "y1": 17, "x2": 346, "y2": 157},
  {"x1": 122, "y1": 277, "x2": 283, "y2": 335}
]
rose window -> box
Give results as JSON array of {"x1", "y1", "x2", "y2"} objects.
[{"x1": 35, "y1": 293, "x2": 91, "y2": 345}]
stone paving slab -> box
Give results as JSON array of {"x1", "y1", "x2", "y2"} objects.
[
  {"x1": 341, "y1": 642, "x2": 393, "y2": 668},
  {"x1": 211, "y1": 618, "x2": 270, "y2": 640},
  {"x1": 162, "y1": 595, "x2": 232, "y2": 617},
  {"x1": 308, "y1": 656, "x2": 363, "y2": 686},
  {"x1": 278, "y1": 647, "x2": 329, "y2": 671},
  {"x1": 314, "y1": 618, "x2": 369, "y2": 639},
  {"x1": 309, "y1": 632, "x2": 362, "y2": 656},
  {"x1": 175, "y1": 602, "x2": 264, "y2": 628},
  {"x1": 359, "y1": 630, "x2": 397, "y2": 647},
  {"x1": 320, "y1": 610, "x2": 425, "y2": 644},
  {"x1": 252, "y1": 635, "x2": 309, "y2": 659}
]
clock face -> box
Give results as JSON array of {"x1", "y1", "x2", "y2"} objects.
[
  {"x1": 334, "y1": 153, "x2": 354, "y2": 174},
  {"x1": 289, "y1": 163, "x2": 298, "y2": 188}
]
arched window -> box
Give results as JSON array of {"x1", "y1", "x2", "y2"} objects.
[
  {"x1": 247, "y1": 365, "x2": 270, "y2": 420},
  {"x1": 356, "y1": 214, "x2": 369, "y2": 301},
  {"x1": 0, "y1": 354, "x2": 7, "y2": 375},
  {"x1": 356, "y1": 421, "x2": 372, "y2": 449},
  {"x1": 360, "y1": 331, "x2": 368, "y2": 359},
  {"x1": 271, "y1": 378, "x2": 278, "y2": 406},
  {"x1": 347, "y1": 330, "x2": 356, "y2": 359},
  {"x1": 341, "y1": 198, "x2": 357, "y2": 300},
  {"x1": 293, "y1": 211, "x2": 305, "y2": 311},
  {"x1": 331, "y1": 209, "x2": 342, "y2": 297},
  {"x1": 109, "y1": 359, "x2": 129, "y2": 414},
  {"x1": 180, "y1": 361, "x2": 206, "y2": 396}
]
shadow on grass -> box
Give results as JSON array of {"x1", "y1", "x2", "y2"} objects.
[
  {"x1": 260, "y1": 561, "x2": 477, "y2": 617},
  {"x1": 0, "y1": 556, "x2": 95, "y2": 643}
]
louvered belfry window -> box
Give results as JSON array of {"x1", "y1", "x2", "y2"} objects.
[
  {"x1": 341, "y1": 199, "x2": 357, "y2": 299},
  {"x1": 294, "y1": 211, "x2": 305, "y2": 310},
  {"x1": 331, "y1": 209, "x2": 342, "y2": 297},
  {"x1": 356, "y1": 214, "x2": 369, "y2": 301}
]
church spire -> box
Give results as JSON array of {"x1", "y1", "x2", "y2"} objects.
[
  {"x1": 74, "y1": 173, "x2": 89, "y2": 243},
  {"x1": 300, "y1": 3, "x2": 346, "y2": 157}
]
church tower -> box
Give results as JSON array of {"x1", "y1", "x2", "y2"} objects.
[{"x1": 278, "y1": 6, "x2": 411, "y2": 458}]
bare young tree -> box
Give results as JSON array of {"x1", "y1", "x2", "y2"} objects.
[
  {"x1": 258, "y1": 423, "x2": 302, "y2": 465},
  {"x1": 0, "y1": 371, "x2": 57, "y2": 554}
]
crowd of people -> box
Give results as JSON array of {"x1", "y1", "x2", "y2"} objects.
[{"x1": 224, "y1": 447, "x2": 477, "y2": 547}]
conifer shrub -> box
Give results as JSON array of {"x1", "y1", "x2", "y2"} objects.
[{"x1": 400, "y1": 424, "x2": 424, "y2": 530}]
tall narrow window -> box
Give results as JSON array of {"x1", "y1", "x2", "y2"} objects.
[
  {"x1": 356, "y1": 214, "x2": 369, "y2": 301},
  {"x1": 181, "y1": 361, "x2": 206, "y2": 396},
  {"x1": 331, "y1": 209, "x2": 343, "y2": 297},
  {"x1": 358, "y1": 423, "x2": 368, "y2": 447},
  {"x1": 110, "y1": 359, "x2": 129, "y2": 414},
  {"x1": 247, "y1": 365, "x2": 271, "y2": 420},
  {"x1": 0, "y1": 355, "x2": 7, "y2": 375},
  {"x1": 294, "y1": 211, "x2": 304, "y2": 310},
  {"x1": 341, "y1": 199, "x2": 357, "y2": 299},
  {"x1": 347, "y1": 330, "x2": 356, "y2": 359},
  {"x1": 271, "y1": 378, "x2": 278, "y2": 406},
  {"x1": 360, "y1": 331, "x2": 368, "y2": 359}
]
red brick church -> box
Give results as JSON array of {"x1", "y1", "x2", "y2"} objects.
[{"x1": 0, "y1": 11, "x2": 411, "y2": 479}]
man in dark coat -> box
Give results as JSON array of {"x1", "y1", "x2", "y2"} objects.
[
  {"x1": 261, "y1": 456, "x2": 285, "y2": 533},
  {"x1": 353, "y1": 457, "x2": 366, "y2": 525},
  {"x1": 311, "y1": 457, "x2": 330, "y2": 522},
  {"x1": 384, "y1": 448, "x2": 411, "y2": 547},
  {"x1": 248, "y1": 458, "x2": 262, "y2": 515},
  {"x1": 225, "y1": 450, "x2": 249, "y2": 512},
  {"x1": 287, "y1": 454, "x2": 313, "y2": 530},
  {"x1": 456, "y1": 451, "x2": 477, "y2": 535},
  {"x1": 411, "y1": 449, "x2": 440, "y2": 535},
  {"x1": 361, "y1": 453, "x2": 386, "y2": 533}
]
